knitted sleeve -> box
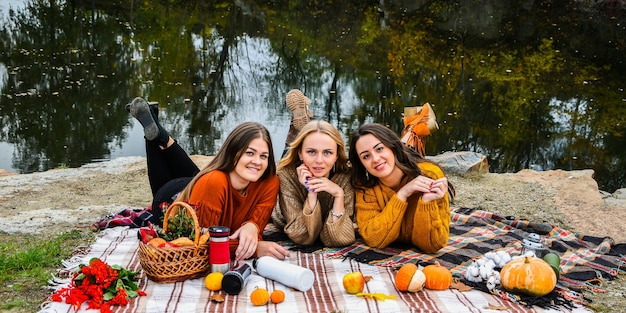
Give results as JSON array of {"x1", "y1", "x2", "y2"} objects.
[
  {"x1": 188, "y1": 170, "x2": 228, "y2": 228},
  {"x1": 409, "y1": 162, "x2": 451, "y2": 253},
  {"x1": 355, "y1": 162, "x2": 451, "y2": 252},
  {"x1": 277, "y1": 167, "x2": 322, "y2": 246},
  {"x1": 319, "y1": 173, "x2": 356, "y2": 247},
  {"x1": 243, "y1": 175, "x2": 280, "y2": 239},
  {"x1": 227, "y1": 175, "x2": 279, "y2": 258},
  {"x1": 355, "y1": 185, "x2": 408, "y2": 249}
]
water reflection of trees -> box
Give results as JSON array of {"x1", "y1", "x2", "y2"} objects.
[
  {"x1": 0, "y1": 0, "x2": 135, "y2": 171},
  {"x1": 361, "y1": 1, "x2": 626, "y2": 192},
  {"x1": 0, "y1": 0, "x2": 624, "y2": 191}
]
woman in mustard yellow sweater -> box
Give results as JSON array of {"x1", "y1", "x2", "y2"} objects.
[{"x1": 348, "y1": 123, "x2": 454, "y2": 253}]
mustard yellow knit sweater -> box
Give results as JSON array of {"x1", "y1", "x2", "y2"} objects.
[{"x1": 354, "y1": 162, "x2": 450, "y2": 253}]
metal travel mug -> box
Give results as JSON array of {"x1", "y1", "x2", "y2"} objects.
[
  {"x1": 208, "y1": 226, "x2": 230, "y2": 274},
  {"x1": 221, "y1": 262, "x2": 252, "y2": 295}
]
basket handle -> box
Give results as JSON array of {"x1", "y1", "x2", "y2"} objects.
[{"x1": 162, "y1": 201, "x2": 201, "y2": 245}]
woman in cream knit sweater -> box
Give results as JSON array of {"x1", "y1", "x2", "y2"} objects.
[{"x1": 271, "y1": 120, "x2": 356, "y2": 247}]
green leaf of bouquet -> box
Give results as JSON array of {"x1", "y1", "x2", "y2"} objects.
[
  {"x1": 126, "y1": 289, "x2": 139, "y2": 299},
  {"x1": 105, "y1": 279, "x2": 121, "y2": 293},
  {"x1": 104, "y1": 290, "x2": 116, "y2": 301},
  {"x1": 129, "y1": 280, "x2": 139, "y2": 290},
  {"x1": 74, "y1": 273, "x2": 86, "y2": 281}
]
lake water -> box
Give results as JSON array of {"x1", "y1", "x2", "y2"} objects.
[{"x1": 1, "y1": 0, "x2": 624, "y2": 192}]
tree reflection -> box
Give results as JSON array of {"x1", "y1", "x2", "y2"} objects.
[
  {"x1": 0, "y1": 0, "x2": 624, "y2": 192},
  {"x1": 0, "y1": 0, "x2": 134, "y2": 171}
]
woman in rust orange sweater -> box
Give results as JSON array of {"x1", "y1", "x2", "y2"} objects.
[{"x1": 128, "y1": 97, "x2": 289, "y2": 261}]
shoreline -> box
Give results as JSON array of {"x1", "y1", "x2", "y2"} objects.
[{"x1": 1, "y1": 155, "x2": 625, "y2": 243}]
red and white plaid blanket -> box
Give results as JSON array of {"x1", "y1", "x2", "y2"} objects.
[{"x1": 39, "y1": 225, "x2": 593, "y2": 313}]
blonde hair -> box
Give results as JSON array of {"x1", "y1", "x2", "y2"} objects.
[{"x1": 278, "y1": 120, "x2": 349, "y2": 174}]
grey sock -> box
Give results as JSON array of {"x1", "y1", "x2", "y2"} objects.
[
  {"x1": 148, "y1": 101, "x2": 159, "y2": 122},
  {"x1": 129, "y1": 97, "x2": 159, "y2": 141}
]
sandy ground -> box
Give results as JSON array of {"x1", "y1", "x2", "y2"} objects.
[{"x1": 1, "y1": 155, "x2": 625, "y2": 243}]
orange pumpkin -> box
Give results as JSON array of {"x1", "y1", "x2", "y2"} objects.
[
  {"x1": 422, "y1": 261, "x2": 452, "y2": 290},
  {"x1": 394, "y1": 263, "x2": 426, "y2": 292},
  {"x1": 270, "y1": 289, "x2": 285, "y2": 304},
  {"x1": 500, "y1": 256, "x2": 557, "y2": 297},
  {"x1": 250, "y1": 288, "x2": 270, "y2": 306}
]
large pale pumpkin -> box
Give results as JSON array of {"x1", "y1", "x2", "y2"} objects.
[{"x1": 500, "y1": 256, "x2": 557, "y2": 297}]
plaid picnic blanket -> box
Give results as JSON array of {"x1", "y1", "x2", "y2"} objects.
[
  {"x1": 39, "y1": 207, "x2": 623, "y2": 313},
  {"x1": 264, "y1": 207, "x2": 626, "y2": 309},
  {"x1": 91, "y1": 207, "x2": 153, "y2": 230},
  {"x1": 39, "y1": 226, "x2": 592, "y2": 313}
]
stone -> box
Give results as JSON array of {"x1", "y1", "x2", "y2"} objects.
[
  {"x1": 427, "y1": 151, "x2": 489, "y2": 176},
  {"x1": 614, "y1": 189, "x2": 626, "y2": 200}
]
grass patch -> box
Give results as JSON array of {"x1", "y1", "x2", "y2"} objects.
[{"x1": 0, "y1": 229, "x2": 93, "y2": 312}]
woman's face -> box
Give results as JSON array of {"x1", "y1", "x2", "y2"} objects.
[
  {"x1": 298, "y1": 132, "x2": 338, "y2": 178},
  {"x1": 354, "y1": 134, "x2": 397, "y2": 181},
  {"x1": 231, "y1": 137, "x2": 270, "y2": 188}
]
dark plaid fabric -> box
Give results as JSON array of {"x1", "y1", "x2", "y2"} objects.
[
  {"x1": 264, "y1": 207, "x2": 626, "y2": 308},
  {"x1": 92, "y1": 207, "x2": 153, "y2": 230}
]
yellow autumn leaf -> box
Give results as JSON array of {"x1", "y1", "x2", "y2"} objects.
[{"x1": 355, "y1": 292, "x2": 396, "y2": 301}]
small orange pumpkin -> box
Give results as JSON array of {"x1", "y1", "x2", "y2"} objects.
[
  {"x1": 500, "y1": 256, "x2": 557, "y2": 297},
  {"x1": 250, "y1": 288, "x2": 270, "y2": 306},
  {"x1": 394, "y1": 263, "x2": 426, "y2": 292},
  {"x1": 270, "y1": 289, "x2": 285, "y2": 304},
  {"x1": 422, "y1": 261, "x2": 452, "y2": 290}
]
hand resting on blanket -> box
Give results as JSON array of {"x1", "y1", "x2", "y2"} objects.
[{"x1": 256, "y1": 241, "x2": 290, "y2": 260}]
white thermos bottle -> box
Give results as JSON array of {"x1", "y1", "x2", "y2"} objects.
[{"x1": 253, "y1": 256, "x2": 315, "y2": 292}]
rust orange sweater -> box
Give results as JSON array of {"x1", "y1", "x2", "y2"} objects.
[
  {"x1": 188, "y1": 170, "x2": 279, "y2": 254},
  {"x1": 354, "y1": 162, "x2": 450, "y2": 253}
]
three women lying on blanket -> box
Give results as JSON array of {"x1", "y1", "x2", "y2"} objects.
[{"x1": 127, "y1": 91, "x2": 454, "y2": 262}]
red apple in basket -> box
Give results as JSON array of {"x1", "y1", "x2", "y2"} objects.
[{"x1": 342, "y1": 272, "x2": 365, "y2": 294}]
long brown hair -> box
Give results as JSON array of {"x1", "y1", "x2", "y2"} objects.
[
  {"x1": 278, "y1": 120, "x2": 350, "y2": 174},
  {"x1": 178, "y1": 122, "x2": 276, "y2": 201},
  {"x1": 348, "y1": 123, "x2": 454, "y2": 201}
]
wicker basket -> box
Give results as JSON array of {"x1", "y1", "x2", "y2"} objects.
[{"x1": 138, "y1": 201, "x2": 210, "y2": 283}]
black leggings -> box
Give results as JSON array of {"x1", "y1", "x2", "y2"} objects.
[{"x1": 146, "y1": 140, "x2": 199, "y2": 225}]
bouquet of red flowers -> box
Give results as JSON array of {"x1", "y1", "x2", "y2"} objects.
[{"x1": 51, "y1": 258, "x2": 146, "y2": 313}]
